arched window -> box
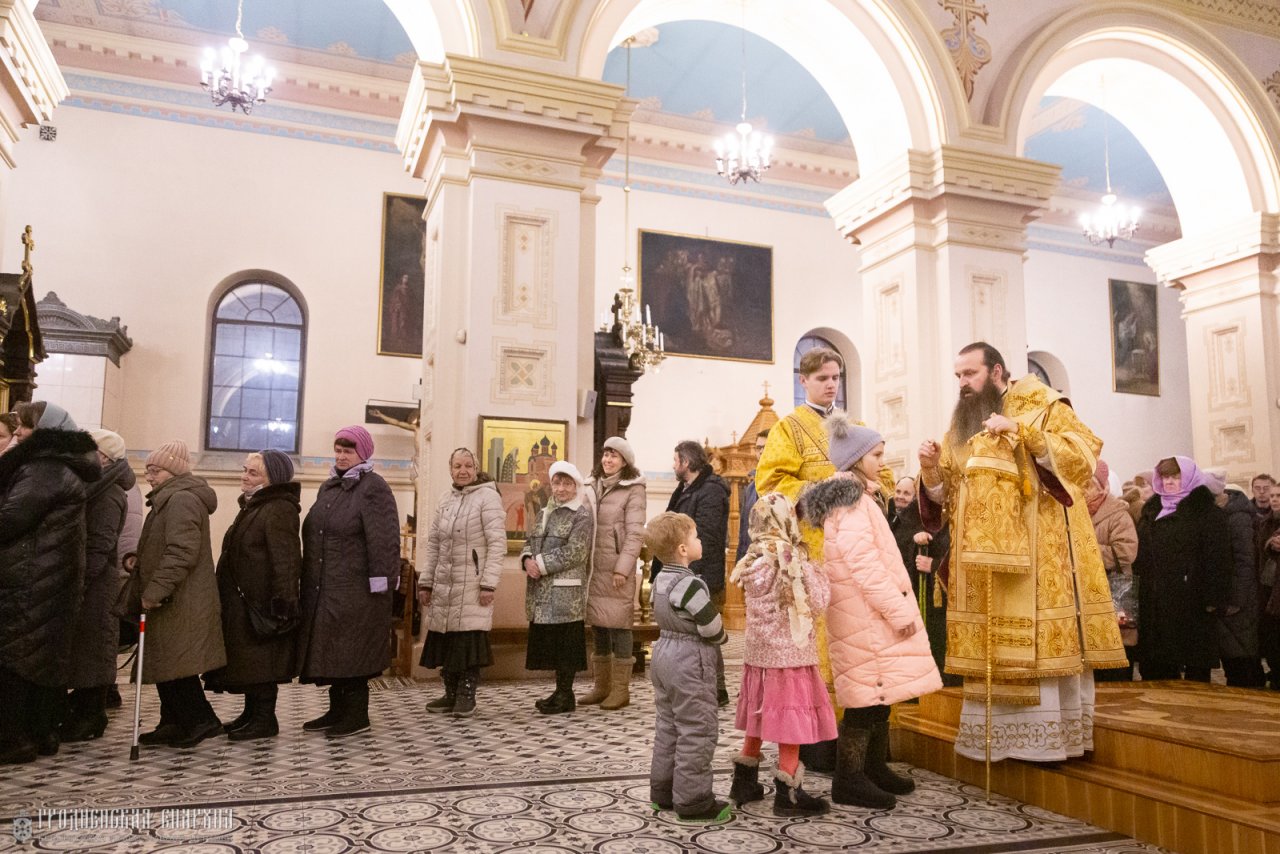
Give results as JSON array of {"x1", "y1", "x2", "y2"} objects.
[
  {"x1": 207, "y1": 281, "x2": 305, "y2": 453},
  {"x1": 793, "y1": 334, "x2": 847, "y2": 410}
]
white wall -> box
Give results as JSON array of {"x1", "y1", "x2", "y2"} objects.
[{"x1": 1024, "y1": 247, "x2": 1193, "y2": 483}]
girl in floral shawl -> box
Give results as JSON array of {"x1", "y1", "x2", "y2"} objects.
[{"x1": 726, "y1": 492, "x2": 835, "y2": 817}]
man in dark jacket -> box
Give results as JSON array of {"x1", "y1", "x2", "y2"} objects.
[
  {"x1": 653, "y1": 440, "x2": 730, "y2": 704},
  {"x1": 1208, "y1": 473, "x2": 1264, "y2": 687},
  {"x1": 888, "y1": 477, "x2": 955, "y2": 686}
]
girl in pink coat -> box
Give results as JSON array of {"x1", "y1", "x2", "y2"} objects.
[
  {"x1": 728, "y1": 492, "x2": 837, "y2": 817},
  {"x1": 798, "y1": 415, "x2": 942, "y2": 809}
]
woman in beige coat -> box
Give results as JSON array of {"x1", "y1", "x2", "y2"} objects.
[
  {"x1": 418, "y1": 448, "x2": 505, "y2": 717},
  {"x1": 1088, "y1": 461, "x2": 1139, "y2": 678},
  {"x1": 580, "y1": 437, "x2": 646, "y2": 710}
]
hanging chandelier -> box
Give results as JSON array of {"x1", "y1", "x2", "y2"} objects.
[
  {"x1": 601, "y1": 36, "x2": 665, "y2": 373},
  {"x1": 714, "y1": 14, "x2": 772, "y2": 184},
  {"x1": 199, "y1": 0, "x2": 275, "y2": 114},
  {"x1": 1080, "y1": 115, "x2": 1140, "y2": 247}
]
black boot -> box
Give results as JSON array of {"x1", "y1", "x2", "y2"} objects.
[
  {"x1": 61, "y1": 688, "x2": 109, "y2": 743},
  {"x1": 539, "y1": 668, "x2": 576, "y2": 715},
  {"x1": 229, "y1": 687, "x2": 279, "y2": 742},
  {"x1": 728, "y1": 755, "x2": 765, "y2": 806},
  {"x1": 105, "y1": 684, "x2": 122, "y2": 709},
  {"x1": 425, "y1": 672, "x2": 459, "y2": 714},
  {"x1": 773, "y1": 761, "x2": 830, "y2": 817},
  {"x1": 0, "y1": 738, "x2": 37, "y2": 764},
  {"x1": 534, "y1": 686, "x2": 559, "y2": 712},
  {"x1": 866, "y1": 721, "x2": 914, "y2": 794},
  {"x1": 798, "y1": 738, "x2": 838, "y2": 774},
  {"x1": 453, "y1": 668, "x2": 479, "y2": 718},
  {"x1": 223, "y1": 694, "x2": 255, "y2": 735},
  {"x1": 832, "y1": 718, "x2": 896, "y2": 809},
  {"x1": 676, "y1": 798, "x2": 732, "y2": 823},
  {"x1": 303, "y1": 685, "x2": 344, "y2": 731},
  {"x1": 326, "y1": 681, "x2": 371, "y2": 738}
]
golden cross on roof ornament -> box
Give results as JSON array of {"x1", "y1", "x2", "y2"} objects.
[
  {"x1": 20, "y1": 225, "x2": 33, "y2": 278},
  {"x1": 762, "y1": 380, "x2": 770, "y2": 396}
]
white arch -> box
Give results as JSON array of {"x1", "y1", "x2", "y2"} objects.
[
  {"x1": 996, "y1": 6, "x2": 1280, "y2": 235},
  {"x1": 383, "y1": 0, "x2": 478, "y2": 61},
  {"x1": 800, "y1": 326, "x2": 862, "y2": 420},
  {"x1": 575, "y1": 0, "x2": 956, "y2": 177},
  {"x1": 1027, "y1": 349, "x2": 1070, "y2": 396}
]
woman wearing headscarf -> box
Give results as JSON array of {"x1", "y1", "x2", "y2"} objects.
[
  {"x1": 129, "y1": 440, "x2": 226, "y2": 748},
  {"x1": 1087, "y1": 460, "x2": 1139, "y2": 681},
  {"x1": 521, "y1": 461, "x2": 594, "y2": 714},
  {"x1": 61, "y1": 430, "x2": 135, "y2": 741},
  {"x1": 1134, "y1": 456, "x2": 1232, "y2": 682},
  {"x1": 580, "y1": 437, "x2": 646, "y2": 711},
  {"x1": 0, "y1": 402, "x2": 99, "y2": 763},
  {"x1": 206, "y1": 450, "x2": 301, "y2": 740},
  {"x1": 297, "y1": 426, "x2": 401, "y2": 737},
  {"x1": 417, "y1": 448, "x2": 505, "y2": 717}
]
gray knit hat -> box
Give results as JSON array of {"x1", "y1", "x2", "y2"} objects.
[
  {"x1": 260, "y1": 449, "x2": 295, "y2": 485},
  {"x1": 824, "y1": 412, "x2": 883, "y2": 472},
  {"x1": 602, "y1": 436, "x2": 636, "y2": 468}
]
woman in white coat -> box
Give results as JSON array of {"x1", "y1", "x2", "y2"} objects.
[{"x1": 417, "y1": 448, "x2": 506, "y2": 717}]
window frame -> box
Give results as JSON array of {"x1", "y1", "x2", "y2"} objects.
[{"x1": 205, "y1": 278, "x2": 308, "y2": 454}]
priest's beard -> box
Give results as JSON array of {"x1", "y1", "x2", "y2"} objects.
[{"x1": 947, "y1": 381, "x2": 1004, "y2": 449}]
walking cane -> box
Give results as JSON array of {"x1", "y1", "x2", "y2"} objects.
[
  {"x1": 915, "y1": 542, "x2": 929, "y2": 616},
  {"x1": 129, "y1": 612, "x2": 146, "y2": 761}
]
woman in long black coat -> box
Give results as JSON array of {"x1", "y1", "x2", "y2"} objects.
[
  {"x1": 297, "y1": 426, "x2": 401, "y2": 738},
  {"x1": 62, "y1": 430, "x2": 134, "y2": 742},
  {"x1": 207, "y1": 450, "x2": 301, "y2": 741},
  {"x1": 0, "y1": 402, "x2": 100, "y2": 763},
  {"x1": 1134, "y1": 456, "x2": 1232, "y2": 682}
]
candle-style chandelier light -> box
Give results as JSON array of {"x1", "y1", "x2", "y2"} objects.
[
  {"x1": 1080, "y1": 111, "x2": 1141, "y2": 248},
  {"x1": 199, "y1": 0, "x2": 275, "y2": 114},
  {"x1": 600, "y1": 36, "x2": 665, "y2": 373},
  {"x1": 713, "y1": 9, "x2": 772, "y2": 184}
]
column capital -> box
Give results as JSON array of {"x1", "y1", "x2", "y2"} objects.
[
  {"x1": 1145, "y1": 212, "x2": 1280, "y2": 290},
  {"x1": 396, "y1": 54, "x2": 633, "y2": 196},
  {"x1": 0, "y1": 0, "x2": 68, "y2": 168},
  {"x1": 825, "y1": 145, "x2": 1061, "y2": 255}
]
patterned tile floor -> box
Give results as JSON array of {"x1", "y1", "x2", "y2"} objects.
[{"x1": 0, "y1": 640, "x2": 1173, "y2": 853}]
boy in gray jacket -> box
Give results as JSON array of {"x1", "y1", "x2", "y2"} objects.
[{"x1": 644, "y1": 512, "x2": 731, "y2": 823}]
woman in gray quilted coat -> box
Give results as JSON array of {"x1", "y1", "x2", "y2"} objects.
[
  {"x1": 418, "y1": 448, "x2": 505, "y2": 717},
  {"x1": 521, "y1": 461, "x2": 594, "y2": 715}
]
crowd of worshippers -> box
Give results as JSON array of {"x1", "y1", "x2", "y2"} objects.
[{"x1": 1, "y1": 341, "x2": 1277, "y2": 822}]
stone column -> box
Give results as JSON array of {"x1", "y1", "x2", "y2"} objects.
[
  {"x1": 397, "y1": 57, "x2": 631, "y2": 662},
  {"x1": 826, "y1": 146, "x2": 1060, "y2": 468},
  {"x1": 1146, "y1": 213, "x2": 1280, "y2": 483}
]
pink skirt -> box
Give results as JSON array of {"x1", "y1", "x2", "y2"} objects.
[{"x1": 734, "y1": 664, "x2": 838, "y2": 746}]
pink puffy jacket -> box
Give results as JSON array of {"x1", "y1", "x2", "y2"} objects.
[{"x1": 802, "y1": 477, "x2": 941, "y2": 709}]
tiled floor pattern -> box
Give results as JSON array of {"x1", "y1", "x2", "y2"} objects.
[{"x1": 0, "y1": 646, "x2": 1172, "y2": 853}]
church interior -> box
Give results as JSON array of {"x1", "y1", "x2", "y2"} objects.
[{"x1": 1, "y1": 0, "x2": 1279, "y2": 851}]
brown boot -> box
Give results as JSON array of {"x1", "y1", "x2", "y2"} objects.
[
  {"x1": 578, "y1": 655, "x2": 612, "y2": 705},
  {"x1": 600, "y1": 657, "x2": 634, "y2": 710}
]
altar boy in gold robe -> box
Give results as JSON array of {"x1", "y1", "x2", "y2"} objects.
[{"x1": 918, "y1": 342, "x2": 1127, "y2": 762}]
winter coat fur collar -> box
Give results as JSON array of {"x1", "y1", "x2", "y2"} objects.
[
  {"x1": 797, "y1": 476, "x2": 865, "y2": 528},
  {"x1": 0, "y1": 427, "x2": 100, "y2": 489}
]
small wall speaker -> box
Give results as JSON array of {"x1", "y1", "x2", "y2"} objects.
[{"x1": 578, "y1": 389, "x2": 598, "y2": 420}]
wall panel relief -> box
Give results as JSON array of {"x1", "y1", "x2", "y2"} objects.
[
  {"x1": 938, "y1": 0, "x2": 991, "y2": 101},
  {"x1": 968, "y1": 269, "x2": 1005, "y2": 344},
  {"x1": 877, "y1": 390, "x2": 908, "y2": 439},
  {"x1": 1210, "y1": 418, "x2": 1254, "y2": 465},
  {"x1": 495, "y1": 208, "x2": 556, "y2": 328},
  {"x1": 1206, "y1": 322, "x2": 1250, "y2": 410},
  {"x1": 492, "y1": 339, "x2": 555, "y2": 406},
  {"x1": 875, "y1": 282, "x2": 906, "y2": 380}
]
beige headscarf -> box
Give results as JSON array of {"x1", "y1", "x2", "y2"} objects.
[{"x1": 730, "y1": 491, "x2": 813, "y2": 648}]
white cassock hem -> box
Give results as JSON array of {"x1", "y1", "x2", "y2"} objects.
[{"x1": 954, "y1": 672, "x2": 1095, "y2": 763}]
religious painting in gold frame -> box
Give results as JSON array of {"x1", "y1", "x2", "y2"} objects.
[
  {"x1": 1108, "y1": 278, "x2": 1159, "y2": 396},
  {"x1": 478, "y1": 415, "x2": 570, "y2": 552},
  {"x1": 638, "y1": 229, "x2": 774, "y2": 364},
  {"x1": 376, "y1": 193, "x2": 427, "y2": 358}
]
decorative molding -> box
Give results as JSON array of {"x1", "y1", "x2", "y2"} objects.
[
  {"x1": 938, "y1": 0, "x2": 991, "y2": 102},
  {"x1": 875, "y1": 282, "x2": 907, "y2": 380},
  {"x1": 34, "y1": 291, "x2": 133, "y2": 365},
  {"x1": 1264, "y1": 70, "x2": 1280, "y2": 111},
  {"x1": 1206, "y1": 321, "x2": 1250, "y2": 411},
  {"x1": 1146, "y1": 212, "x2": 1280, "y2": 286},
  {"x1": 495, "y1": 207, "x2": 556, "y2": 328},
  {"x1": 492, "y1": 338, "x2": 555, "y2": 406},
  {"x1": 0, "y1": 0, "x2": 69, "y2": 123},
  {"x1": 968, "y1": 268, "x2": 1006, "y2": 344},
  {"x1": 1210, "y1": 417, "x2": 1254, "y2": 466},
  {"x1": 877, "y1": 390, "x2": 909, "y2": 440},
  {"x1": 1171, "y1": 0, "x2": 1280, "y2": 37}
]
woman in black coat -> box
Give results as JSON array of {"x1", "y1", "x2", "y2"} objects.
[
  {"x1": 1134, "y1": 456, "x2": 1232, "y2": 682},
  {"x1": 207, "y1": 450, "x2": 301, "y2": 741},
  {"x1": 0, "y1": 402, "x2": 100, "y2": 763},
  {"x1": 297, "y1": 426, "x2": 401, "y2": 738},
  {"x1": 62, "y1": 430, "x2": 134, "y2": 742}
]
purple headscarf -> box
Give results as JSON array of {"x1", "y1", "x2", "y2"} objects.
[{"x1": 1151, "y1": 455, "x2": 1211, "y2": 520}]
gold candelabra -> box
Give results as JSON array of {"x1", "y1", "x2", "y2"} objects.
[{"x1": 600, "y1": 283, "x2": 666, "y2": 372}]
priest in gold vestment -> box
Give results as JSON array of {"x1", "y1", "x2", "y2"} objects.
[
  {"x1": 757, "y1": 346, "x2": 895, "y2": 768},
  {"x1": 919, "y1": 342, "x2": 1127, "y2": 762}
]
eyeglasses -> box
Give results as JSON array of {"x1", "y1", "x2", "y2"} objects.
[{"x1": 145, "y1": 465, "x2": 163, "y2": 475}]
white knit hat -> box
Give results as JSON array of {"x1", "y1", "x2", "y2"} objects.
[{"x1": 548, "y1": 460, "x2": 585, "y2": 488}]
